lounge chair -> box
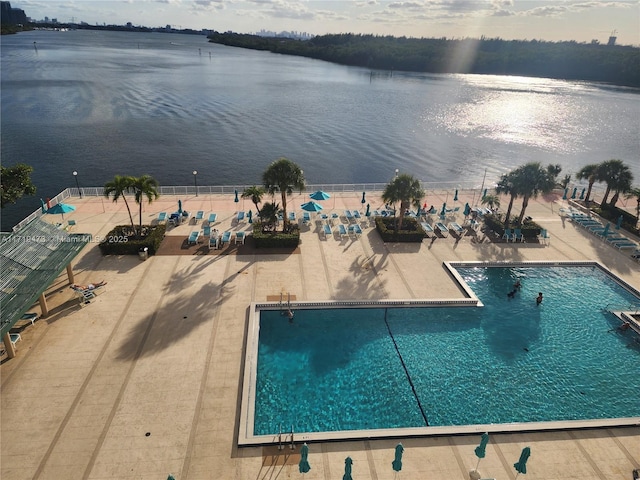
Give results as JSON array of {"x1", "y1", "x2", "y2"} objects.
[
  {"x1": 436, "y1": 222, "x2": 449, "y2": 237},
  {"x1": 208, "y1": 235, "x2": 219, "y2": 250},
  {"x1": 207, "y1": 213, "x2": 217, "y2": 224},
  {"x1": 237, "y1": 211, "x2": 245, "y2": 223},
  {"x1": 338, "y1": 224, "x2": 348, "y2": 238},
  {"x1": 322, "y1": 224, "x2": 332, "y2": 239},
  {"x1": 610, "y1": 239, "x2": 638, "y2": 250},
  {"x1": 10, "y1": 333, "x2": 21, "y2": 347},
  {"x1": 67, "y1": 219, "x2": 77, "y2": 230},
  {"x1": 452, "y1": 207, "x2": 460, "y2": 214},
  {"x1": 538, "y1": 229, "x2": 551, "y2": 245},
  {"x1": 331, "y1": 212, "x2": 339, "y2": 223},
  {"x1": 288, "y1": 212, "x2": 296, "y2": 222},
  {"x1": 344, "y1": 210, "x2": 354, "y2": 222},
  {"x1": 372, "y1": 210, "x2": 381, "y2": 217},
  {"x1": 349, "y1": 224, "x2": 363, "y2": 237},
  {"x1": 352, "y1": 210, "x2": 361, "y2": 220},
  {"x1": 17, "y1": 312, "x2": 39, "y2": 328},
  {"x1": 221, "y1": 231, "x2": 232, "y2": 246},
  {"x1": 303, "y1": 212, "x2": 311, "y2": 225},
  {"x1": 513, "y1": 228, "x2": 525, "y2": 242},
  {"x1": 203, "y1": 226, "x2": 211, "y2": 237},
  {"x1": 188, "y1": 231, "x2": 200, "y2": 245},
  {"x1": 420, "y1": 222, "x2": 434, "y2": 237},
  {"x1": 448, "y1": 222, "x2": 464, "y2": 236},
  {"x1": 502, "y1": 228, "x2": 513, "y2": 241},
  {"x1": 194, "y1": 211, "x2": 204, "y2": 223},
  {"x1": 157, "y1": 212, "x2": 167, "y2": 224},
  {"x1": 235, "y1": 231, "x2": 246, "y2": 244}
]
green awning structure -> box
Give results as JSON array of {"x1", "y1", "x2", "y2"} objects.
[{"x1": 1, "y1": 219, "x2": 91, "y2": 337}]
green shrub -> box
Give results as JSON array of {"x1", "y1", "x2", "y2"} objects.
[
  {"x1": 252, "y1": 222, "x2": 300, "y2": 248},
  {"x1": 375, "y1": 216, "x2": 425, "y2": 242},
  {"x1": 594, "y1": 204, "x2": 639, "y2": 236},
  {"x1": 483, "y1": 214, "x2": 541, "y2": 239},
  {"x1": 98, "y1": 225, "x2": 166, "y2": 255}
]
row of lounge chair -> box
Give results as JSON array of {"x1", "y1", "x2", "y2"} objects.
[
  {"x1": 420, "y1": 221, "x2": 466, "y2": 238},
  {"x1": 187, "y1": 228, "x2": 247, "y2": 249},
  {"x1": 158, "y1": 211, "x2": 219, "y2": 226},
  {"x1": 570, "y1": 213, "x2": 639, "y2": 251},
  {"x1": 502, "y1": 228, "x2": 525, "y2": 242},
  {"x1": 320, "y1": 223, "x2": 363, "y2": 239}
]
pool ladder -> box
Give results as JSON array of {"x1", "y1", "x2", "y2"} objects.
[
  {"x1": 279, "y1": 292, "x2": 292, "y2": 313},
  {"x1": 277, "y1": 424, "x2": 295, "y2": 450}
]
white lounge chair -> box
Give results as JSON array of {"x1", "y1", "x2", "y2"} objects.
[
  {"x1": 338, "y1": 224, "x2": 348, "y2": 238},
  {"x1": 322, "y1": 224, "x2": 332, "y2": 239},
  {"x1": 235, "y1": 231, "x2": 246, "y2": 244},
  {"x1": 188, "y1": 231, "x2": 200, "y2": 245},
  {"x1": 207, "y1": 213, "x2": 217, "y2": 224},
  {"x1": 194, "y1": 211, "x2": 204, "y2": 223},
  {"x1": 435, "y1": 222, "x2": 449, "y2": 237},
  {"x1": 221, "y1": 231, "x2": 232, "y2": 246},
  {"x1": 420, "y1": 222, "x2": 434, "y2": 237},
  {"x1": 448, "y1": 222, "x2": 464, "y2": 236}
]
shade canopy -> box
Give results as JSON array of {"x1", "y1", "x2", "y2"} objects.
[
  {"x1": 392, "y1": 443, "x2": 404, "y2": 472},
  {"x1": 580, "y1": 188, "x2": 585, "y2": 199},
  {"x1": 562, "y1": 188, "x2": 568, "y2": 200},
  {"x1": 178, "y1": 199, "x2": 183, "y2": 214},
  {"x1": 571, "y1": 187, "x2": 577, "y2": 199},
  {"x1": 310, "y1": 190, "x2": 331, "y2": 201},
  {"x1": 440, "y1": 203, "x2": 447, "y2": 216},
  {"x1": 365, "y1": 203, "x2": 371, "y2": 217},
  {"x1": 301, "y1": 201, "x2": 323, "y2": 212}
]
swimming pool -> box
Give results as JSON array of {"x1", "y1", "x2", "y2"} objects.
[{"x1": 239, "y1": 262, "x2": 640, "y2": 445}]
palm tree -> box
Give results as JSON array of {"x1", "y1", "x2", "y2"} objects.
[
  {"x1": 495, "y1": 171, "x2": 519, "y2": 228},
  {"x1": 516, "y1": 163, "x2": 557, "y2": 224},
  {"x1": 575, "y1": 163, "x2": 600, "y2": 204},
  {"x1": 258, "y1": 201, "x2": 280, "y2": 231},
  {"x1": 381, "y1": 173, "x2": 424, "y2": 232},
  {"x1": 598, "y1": 159, "x2": 633, "y2": 206},
  {"x1": 130, "y1": 175, "x2": 160, "y2": 236},
  {"x1": 624, "y1": 187, "x2": 640, "y2": 225},
  {"x1": 262, "y1": 157, "x2": 305, "y2": 231},
  {"x1": 104, "y1": 175, "x2": 135, "y2": 234},
  {"x1": 242, "y1": 185, "x2": 265, "y2": 215},
  {"x1": 481, "y1": 194, "x2": 500, "y2": 211}
]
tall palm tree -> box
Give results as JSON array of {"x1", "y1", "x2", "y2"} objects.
[
  {"x1": 495, "y1": 171, "x2": 519, "y2": 228},
  {"x1": 575, "y1": 163, "x2": 600, "y2": 204},
  {"x1": 598, "y1": 159, "x2": 633, "y2": 206},
  {"x1": 131, "y1": 175, "x2": 160, "y2": 236},
  {"x1": 381, "y1": 173, "x2": 424, "y2": 232},
  {"x1": 104, "y1": 175, "x2": 135, "y2": 234},
  {"x1": 516, "y1": 163, "x2": 557, "y2": 224},
  {"x1": 262, "y1": 157, "x2": 305, "y2": 231},
  {"x1": 624, "y1": 187, "x2": 640, "y2": 225},
  {"x1": 242, "y1": 185, "x2": 265, "y2": 215}
]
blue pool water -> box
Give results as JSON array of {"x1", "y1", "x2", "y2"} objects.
[{"x1": 254, "y1": 266, "x2": 640, "y2": 435}]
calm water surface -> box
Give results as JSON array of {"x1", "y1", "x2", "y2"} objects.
[{"x1": 1, "y1": 30, "x2": 638, "y2": 229}]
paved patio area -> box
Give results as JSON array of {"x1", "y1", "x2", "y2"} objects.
[{"x1": 1, "y1": 190, "x2": 639, "y2": 480}]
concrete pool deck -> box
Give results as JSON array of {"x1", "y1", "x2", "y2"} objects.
[{"x1": 1, "y1": 190, "x2": 639, "y2": 480}]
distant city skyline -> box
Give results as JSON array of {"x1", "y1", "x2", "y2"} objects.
[{"x1": 14, "y1": 0, "x2": 640, "y2": 45}]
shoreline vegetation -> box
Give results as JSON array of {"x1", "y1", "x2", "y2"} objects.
[{"x1": 207, "y1": 32, "x2": 640, "y2": 88}]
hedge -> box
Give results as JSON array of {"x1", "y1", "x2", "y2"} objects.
[
  {"x1": 375, "y1": 216, "x2": 425, "y2": 242},
  {"x1": 483, "y1": 214, "x2": 541, "y2": 239},
  {"x1": 98, "y1": 225, "x2": 166, "y2": 255},
  {"x1": 252, "y1": 222, "x2": 300, "y2": 248}
]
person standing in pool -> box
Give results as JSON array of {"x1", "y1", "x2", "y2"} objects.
[{"x1": 536, "y1": 292, "x2": 543, "y2": 305}]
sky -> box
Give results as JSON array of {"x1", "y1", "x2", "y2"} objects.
[{"x1": 13, "y1": 0, "x2": 640, "y2": 45}]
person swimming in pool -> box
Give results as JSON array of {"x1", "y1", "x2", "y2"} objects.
[
  {"x1": 514, "y1": 279, "x2": 522, "y2": 290},
  {"x1": 287, "y1": 309, "x2": 294, "y2": 323},
  {"x1": 536, "y1": 292, "x2": 543, "y2": 305}
]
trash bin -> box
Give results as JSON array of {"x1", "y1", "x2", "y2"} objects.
[{"x1": 138, "y1": 247, "x2": 149, "y2": 261}]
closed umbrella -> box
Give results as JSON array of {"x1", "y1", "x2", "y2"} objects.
[
  {"x1": 571, "y1": 187, "x2": 577, "y2": 199},
  {"x1": 234, "y1": 189, "x2": 239, "y2": 203},
  {"x1": 40, "y1": 198, "x2": 47, "y2": 214},
  {"x1": 343, "y1": 456, "x2": 353, "y2": 480},
  {"x1": 46, "y1": 202, "x2": 75, "y2": 220},
  {"x1": 361, "y1": 191, "x2": 366, "y2": 204},
  {"x1": 482, "y1": 189, "x2": 487, "y2": 200},
  {"x1": 392, "y1": 443, "x2": 404, "y2": 472},
  {"x1": 601, "y1": 222, "x2": 610, "y2": 237},
  {"x1": 365, "y1": 203, "x2": 371, "y2": 217},
  {"x1": 463, "y1": 202, "x2": 471, "y2": 217},
  {"x1": 453, "y1": 189, "x2": 458, "y2": 202},
  {"x1": 247, "y1": 210, "x2": 253, "y2": 224},
  {"x1": 440, "y1": 203, "x2": 447, "y2": 216},
  {"x1": 562, "y1": 188, "x2": 568, "y2": 200},
  {"x1": 616, "y1": 215, "x2": 623, "y2": 230},
  {"x1": 301, "y1": 201, "x2": 323, "y2": 212},
  {"x1": 310, "y1": 190, "x2": 331, "y2": 201},
  {"x1": 178, "y1": 199, "x2": 183, "y2": 215},
  {"x1": 299, "y1": 443, "x2": 311, "y2": 474},
  {"x1": 514, "y1": 446, "x2": 531, "y2": 479},
  {"x1": 580, "y1": 188, "x2": 585, "y2": 200},
  {"x1": 473, "y1": 432, "x2": 490, "y2": 472}
]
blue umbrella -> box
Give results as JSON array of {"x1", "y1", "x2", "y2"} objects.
[
  {"x1": 615, "y1": 215, "x2": 623, "y2": 230},
  {"x1": 299, "y1": 443, "x2": 311, "y2": 474},
  {"x1": 301, "y1": 201, "x2": 323, "y2": 212},
  {"x1": 247, "y1": 210, "x2": 253, "y2": 224},
  {"x1": 46, "y1": 202, "x2": 75, "y2": 220},
  {"x1": 453, "y1": 189, "x2": 458, "y2": 202},
  {"x1": 310, "y1": 190, "x2": 331, "y2": 201},
  {"x1": 343, "y1": 457, "x2": 353, "y2": 480},
  {"x1": 482, "y1": 188, "x2": 487, "y2": 199},
  {"x1": 40, "y1": 198, "x2": 47, "y2": 214},
  {"x1": 234, "y1": 189, "x2": 239, "y2": 203},
  {"x1": 601, "y1": 222, "x2": 610, "y2": 237},
  {"x1": 365, "y1": 203, "x2": 370, "y2": 217},
  {"x1": 571, "y1": 187, "x2": 577, "y2": 199},
  {"x1": 167, "y1": 476, "x2": 175, "y2": 480},
  {"x1": 514, "y1": 446, "x2": 531, "y2": 478},
  {"x1": 361, "y1": 191, "x2": 366, "y2": 203},
  {"x1": 178, "y1": 199, "x2": 183, "y2": 215},
  {"x1": 474, "y1": 432, "x2": 490, "y2": 471},
  {"x1": 392, "y1": 443, "x2": 404, "y2": 472},
  {"x1": 562, "y1": 188, "x2": 568, "y2": 200},
  {"x1": 463, "y1": 202, "x2": 471, "y2": 217},
  {"x1": 580, "y1": 188, "x2": 585, "y2": 200}
]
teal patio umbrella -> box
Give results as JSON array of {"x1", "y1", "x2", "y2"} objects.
[
  {"x1": 40, "y1": 198, "x2": 47, "y2": 214},
  {"x1": 580, "y1": 188, "x2": 585, "y2": 200},
  {"x1": 247, "y1": 210, "x2": 253, "y2": 223},
  {"x1": 343, "y1": 456, "x2": 353, "y2": 480},
  {"x1": 453, "y1": 189, "x2": 458, "y2": 202},
  {"x1": 571, "y1": 187, "x2": 577, "y2": 199},
  {"x1": 361, "y1": 191, "x2": 366, "y2": 204},
  {"x1": 615, "y1": 215, "x2": 623, "y2": 230},
  {"x1": 562, "y1": 188, "x2": 568, "y2": 200},
  {"x1": 474, "y1": 432, "x2": 490, "y2": 472},
  {"x1": 365, "y1": 203, "x2": 371, "y2": 217},
  {"x1": 602, "y1": 222, "x2": 610, "y2": 237},
  {"x1": 440, "y1": 203, "x2": 447, "y2": 216},
  {"x1": 463, "y1": 202, "x2": 471, "y2": 217},
  {"x1": 299, "y1": 443, "x2": 311, "y2": 474},
  {"x1": 482, "y1": 188, "x2": 487, "y2": 199},
  {"x1": 46, "y1": 202, "x2": 75, "y2": 220},
  {"x1": 301, "y1": 201, "x2": 323, "y2": 212},
  {"x1": 234, "y1": 189, "x2": 239, "y2": 203},
  {"x1": 310, "y1": 190, "x2": 331, "y2": 201},
  {"x1": 514, "y1": 446, "x2": 531, "y2": 478},
  {"x1": 392, "y1": 443, "x2": 404, "y2": 472},
  {"x1": 178, "y1": 199, "x2": 183, "y2": 214}
]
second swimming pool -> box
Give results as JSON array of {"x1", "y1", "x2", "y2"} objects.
[{"x1": 242, "y1": 263, "x2": 640, "y2": 443}]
